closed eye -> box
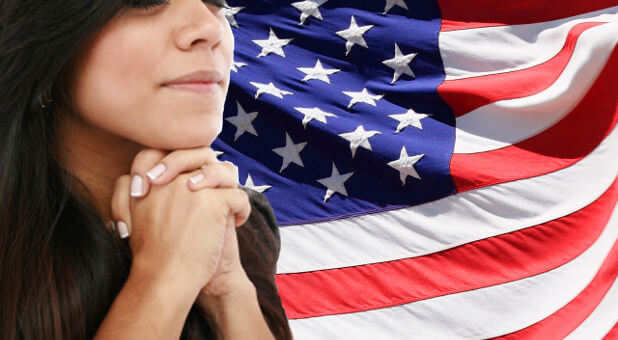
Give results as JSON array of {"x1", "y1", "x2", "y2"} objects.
[
  {"x1": 125, "y1": 0, "x2": 170, "y2": 11},
  {"x1": 204, "y1": 0, "x2": 227, "y2": 8},
  {"x1": 125, "y1": 0, "x2": 228, "y2": 11}
]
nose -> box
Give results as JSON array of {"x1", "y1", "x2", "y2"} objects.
[{"x1": 174, "y1": 3, "x2": 224, "y2": 51}]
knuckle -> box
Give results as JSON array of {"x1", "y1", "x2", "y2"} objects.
[
  {"x1": 131, "y1": 149, "x2": 165, "y2": 173},
  {"x1": 235, "y1": 188, "x2": 249, "y2": 205},
  {"x1": 200, "y1": 165, "x2": 218, "y2": 178},
  {"x1": 221, "y1": 160, "x2": 236, "y2": 170},
  {"x1": 132, "y1": 149, "x2": 151, "y2": 167},
  {"x1": 220, "y1": 162, "x2": 239, "y2": 178},
  {"x1": 110, "y1": 175, "x2": 131, "y2": 221},
  {"x1": 110, "y1": 203, "x2": 122, "y2": 221},
  {"x1": 160, "y1": 149, "x2": 181, "y2": 165},
  {"x1": 113, "y1": 174, "x2": 131, "y2": 192},
  {"x1": 173, "y1": 172, "x2": 194, "y2": 188},
  {"x1": 203, "y1": 147, "x2": 218, "y2": 162}
]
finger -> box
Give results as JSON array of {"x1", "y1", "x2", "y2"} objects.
[
  {"x1": 216, "y1": 188, "x2": 251, "y2": 227},
  {"x1": 187, "y1": 161, "x2": 239, "y2": 190},
  {"x1": 130, "y1": 149, "x2": 168, "y2": 198},
  {"x1": 222, "y1": 161, "x2": 239, "y2": 185},
  {"x1": 145, "y1": 146, "x2": 219, "y2": 185},
  {"x1": 227, "y1": 214, "x2": 235, "y2": 230},
  {"x1": 111, "y1": 175, "x2": 133, "y2": 239},
  {"x1": 222, "y1": 215, "x2": 240, "y2": 259}
]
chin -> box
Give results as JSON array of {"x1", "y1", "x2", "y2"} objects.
[
  {"x1": 135, "y1": 111, "x2": 222, "y2": 150},
  {"x1": 168, "y1": 130, "x2": 220, "y2": 150},
  {"x1": 131, "y1": 128, "x2": 217, "y2": 150}
]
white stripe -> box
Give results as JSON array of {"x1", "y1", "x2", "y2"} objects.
[
  {"x1": 277, "y1": 125, "x2": 618, "y2": 274},
  {"x1": 565, "y1": 277, "x2": 618, "y2": 340},
  {"x1": 289, "y1": 204, "x2": 618, "y2": 340},
  {"x1": 453, "y1": 22, "x2": 618, "y2": 154},
  {"x1": 439, "y1": 7, "x2": 618, "y2": 80}
]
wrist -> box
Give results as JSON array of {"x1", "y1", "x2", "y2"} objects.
[
  {"x1": 196, "y1": 276, "x2": 276, "y2": 340},
  {"x1": 96, "y1": 262, "x2": 201, "y2": 339},
  {"x1": 129, "y1": 255, "x2": 202, "y2": 302},
  {"x1": 197, "y1": 273, "x2": 256, "y2": 315}
]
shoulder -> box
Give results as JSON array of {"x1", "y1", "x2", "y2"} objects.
[
  {"x1": 239, "y1": 187, "x2": 280, "y2": 245},
  {"x1": 237, "y1": 186, "x2": 281, "y2": 274},
  {"x1": 241, "y1": 186, "x2": 279, "y2": 239},
  {"x1": 237, "y1": 188, "x2": 294, "y2": 339}
]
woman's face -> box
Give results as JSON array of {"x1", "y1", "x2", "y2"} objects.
[{"x1": 68, "y1": 0, "x2": 234, "y2": 150}]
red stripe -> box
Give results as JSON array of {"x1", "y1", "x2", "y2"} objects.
[
  {"x1": 437, "y1": 0, "x2": 616, "y2": 32},
  {"x1": 438, "y1": 22, "x2": 605, "y2": 118},
  {"x1": 450, "y1": 47, "x2": 618, "y2": 193},
  {"x1": 276, "y1": 179, "x2": 617, "y2": 319},
  {"x1": 493, "y1": 240, "x2": 618, "y2": 339},
  {"x1": 605, "y1": 322, "x2": 618, "y2": 340}
]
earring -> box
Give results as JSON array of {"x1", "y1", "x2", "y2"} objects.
[{"x1": 38, "y1": 90, "x2": 53, "y2": 109}]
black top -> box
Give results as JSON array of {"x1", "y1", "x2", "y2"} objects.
[
  {"x1": 188, "y1": 187, "x2": 293, "y2": 339},
  {"x1": 131, "y1": 187, "x2": 292, "y2": 339}
]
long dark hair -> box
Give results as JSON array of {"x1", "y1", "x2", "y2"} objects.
[{"x1": 0, "y1": 1, "x2": 291, "y2": 339}]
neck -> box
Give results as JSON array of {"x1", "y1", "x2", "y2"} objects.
[{"x1": 54, "y1": 114, "x2": 143, "y2": 222}]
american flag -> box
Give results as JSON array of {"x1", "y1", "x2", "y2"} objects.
[{"x1": 211, "y1": 0, "x2": 618, "y2": 338}]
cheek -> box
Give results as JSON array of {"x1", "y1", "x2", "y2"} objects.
[
  {"x1": 68, "y1": 17, "x2": 234, "y2": 149},
  {"x1": 70, "y1": 29, "x2": 164, "y2": 141},
  {"x1": 74, "y1": 33, "x2": 157, "y2": 112}
]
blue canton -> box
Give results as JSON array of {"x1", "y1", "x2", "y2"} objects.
[{"x1": 212, "y1": 0, "x2": 456, "y2": 226}]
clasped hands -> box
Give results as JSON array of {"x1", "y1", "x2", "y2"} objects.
[{"x1": 109, "y1": 146, "x2": 252, "y2": 301}]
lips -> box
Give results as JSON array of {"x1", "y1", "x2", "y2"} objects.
[{"x1": 162, "y1": 70, "x2": 223, "y2": 94}]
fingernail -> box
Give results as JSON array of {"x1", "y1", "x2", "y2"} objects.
[
  {"x1": 146, "y1": 163, "x2": 167, "y2": 181},
  {"x1": 106, "y1": 220, "x2": 116, "y2": 232},
  {"x1": 130, "y1": 175, "x2": 143, "y2": 197},
  {"x1": 189, "y1": 173, "x2": 205, "y2": 186},
  {"x1": 116, "y1": 221, "x2": 129, "y2": 239}
]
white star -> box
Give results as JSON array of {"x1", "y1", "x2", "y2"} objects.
[
  {"x1": 383, "y1": 0, "x2": 408, "y2": 15},
  {"x1": 297, "y1": 59, "x2": 341, "y2": 84},
  {"x1": 222, "y1": 2, "x2": 244, "y2": 28},
  {"x1": 272, "y1": 133, "x2": 307, "y2": 172},
  {"x1": 294, "y1": 107, "x2": 337, "y2": 128},
  {"x1": 252, "y1": 28, "x2": 293, "y2": 58},
  {"x1": 225, "y1": 102, "x2": 259, "y2": 141},
  {"x1": 231, "y1": 60, "x2": 247, "y2": 73},
  {"x1": 213, "y1": 150, "x2": 224, "y2": 157},
  {"x1": 339, "y1": 125, "x2": 381, "y2": 157},
  {"x1": 243, "y1": 174, "x2": 272, "y2": 193},
  {"x1": 388, "y1": 146, "x2": 424, "y2": 185},
  {"x1": 382, "y1": 43, "x2": 417, "y2": 84},
  {"x1": 291, "y1": 0, "x2": 328, "y2": 25},
  {"x1": 343, "y1": 88, "x2": 383, "y2": 108},
  {"x1": 336, "y1": 16, "x2": 374, "y2": 56},
  {"x1": 389, "y1": 108, "x2": 431, "y2": 132},
  {"x1": 250, "y1": 82, "x2": 293, "y2": 99},
  {"x1": 317, "y1": 163, "x2": 354, "y2": 202}
]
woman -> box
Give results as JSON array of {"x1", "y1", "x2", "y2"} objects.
[{"x1": 0, "y1": 0, "x2": 293, "y2": 339}]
